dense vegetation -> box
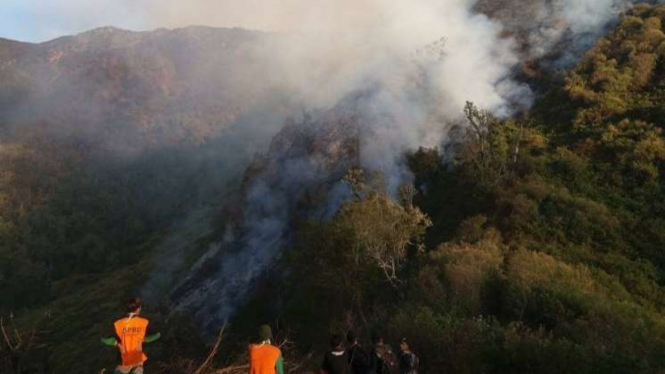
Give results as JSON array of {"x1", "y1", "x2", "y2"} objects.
[
  {"x1": 275, "y1": 4, "x2": 665, "y2": 374},
  {"x1": 3, "y1": 3, "x2": 665, "y2": 374},
  {"x1": 0, "y1": 137, "x2": 216, "y2": 309}
]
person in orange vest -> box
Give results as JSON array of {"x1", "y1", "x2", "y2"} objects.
[
  {"x1": 248, "y1": 325, "x2": 284, "y2": 374},
  {"x1": 101, "y1": 297, "x2": 160, "y2": 374}
]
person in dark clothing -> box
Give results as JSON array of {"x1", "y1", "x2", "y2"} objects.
[
  {"x1": 398, "y1": 338, "x2": 418, "y2": 374},
  {"x1": 346, "y1": 331, "x2": 370, "y2": 374},
  {"x1": 369, "y1": 333, "x2": 398, "y2": 374},
  {"x1": 321, "y1": 334, "x2": 351, "y2": 374}
]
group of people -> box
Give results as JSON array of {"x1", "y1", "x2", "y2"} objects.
[
  {"x1": 103, "y1": 298, "x2": 419, "y2": 374},
  {"x1": 321, "y1": 331, "x2": 418, "y2": 374},
  {"x1": 246, "y1": 326, "x2": 419, "y2": 374}
]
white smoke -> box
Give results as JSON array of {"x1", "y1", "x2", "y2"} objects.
[
  {"x1": 475, "y1": 0, "x2": 635, "y2": 63},
  {"x1": 246, "y1": 0, "x2": 533, "y2": 183},
  {"x1": 563, "y1": 0, "x2": 628, "y2": 34},
  {"x1": 166, "y1": 0, "x2": 535, "y2": 327},
  {"x1": 4, "y1": 0, "x2": 653, "y2": 331},
  {"x1": 140, "y1": 0, "x2": 641, "y2": 326}
]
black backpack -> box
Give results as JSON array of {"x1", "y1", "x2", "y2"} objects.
[
  {"x1": 399, "y1": 351, "x2": 419, "y2": 373},
  {"x1": 381, "y1": 349, "x2": 400, "y2": 374},
  {"x1": 349, "y1": 345, "x2": 370, "y2": 374}
]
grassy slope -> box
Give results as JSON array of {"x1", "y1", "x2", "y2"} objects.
[{"x1": 14, "y1": 240, "x2": 156, "y2": 373}]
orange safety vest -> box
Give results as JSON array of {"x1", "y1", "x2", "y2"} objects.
[
  {"x1": 248, "y1": 343, "x2": 281, "y2": 374},
  {"x1": 114, "y1": 316, "x2": 149, "y2": 367}
]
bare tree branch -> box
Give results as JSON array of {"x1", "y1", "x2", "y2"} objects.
[
  {"x1": 194, "y1": 323, "x2": 227, "y2": 374},
  {"x1": 0, "y1": 317, "x2": 14, "y2": 352}
]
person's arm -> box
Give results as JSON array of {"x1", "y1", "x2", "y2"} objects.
[
  {"x1": 101, "y1": 337, "x2": 117, "y2": 346},
  {"x1": 275, "y1": 354, "x2": 284, "y2": 374},
  {"x1": 101, "y1": 323, "x2": 120, "y2": 347},
  {"x1": 145, "y1": 332, "x2": 161, "y2": 343},
  {"x1": 143, "y1": 320, "x2": 161, "y2": 344}
]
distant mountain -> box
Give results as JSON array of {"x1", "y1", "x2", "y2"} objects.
[
  {"x1": 0, "y1": 26, "x2": 287, "y2": 150},
  {"x1": 0, "y1": 0, "x2": 638, "y2": 151}
]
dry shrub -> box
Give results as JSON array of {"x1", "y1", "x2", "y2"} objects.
[
  {"x1": 429, "y1": 235, "x2": 504, "y2": 314},
  {"x1": 507, "y1": 249, "x2": 599, "y2": 295}
]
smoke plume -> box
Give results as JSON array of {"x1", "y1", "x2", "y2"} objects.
[
  {"x1": 131, "y1": 0, "x2": 644, "y2": 326},
  {"x1": 166, "y1": 0, "x2": 532, "y2": 327},
  {"x1": 3, "y1": 0, "x2": 653, "y2": 332}
]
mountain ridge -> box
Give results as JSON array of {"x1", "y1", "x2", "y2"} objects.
[{"x1": 0, "y1": 24, "x2": 287, "y2": 152}]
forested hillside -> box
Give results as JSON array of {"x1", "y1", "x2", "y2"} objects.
[
  {"x1": 253, "y1": 4, "x2": 665, "y2": 374},
  {"x1": 0, "y1": 27, "x2": 290, "y2": 372},
  {"x1": 2, "y1": 3, "x2": 665, "y2": 374},
  {"x1": 0, "y1": 26, "x2": 293, "y2": 310}
]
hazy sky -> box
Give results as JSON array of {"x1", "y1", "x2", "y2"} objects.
[
  {"x1": 0, "y1": 0, "x2": 428, "y2": 43},
  {"x1": 0, "y1": 0, "x2": 631, "y2": 43},
  {"x1": 0, "y1": 0, "x2": 144, "y2": 42},
  {"x1": 0, "y1": 0, "x2": 276, "y2": 42}
]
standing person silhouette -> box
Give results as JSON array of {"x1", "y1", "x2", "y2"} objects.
[
  {"x1": 369, "y1": 333, "x2": 398, "y2": 374},
  {"x1": 398, "y1": 338, "x2": 418, "y2": 374},
  {"x1": 248, "y1": 325, "x2": 284, "y2": 374},
  {"x1": 102, "y1": 298, "x2": 160, "y2": 374},
  {"x1": 321, "y1": 334, "x2": 351, "y2": 374},
  {"x1": 346, "y1": 331, "x2": 370, "y2": 374}
]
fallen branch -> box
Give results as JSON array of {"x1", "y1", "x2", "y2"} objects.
[
  {"x1": 0, "y1": 317, "x2": 14, "y2": 352},
  {"x1": 194, "y1": 323, "x2": 227, "y2": 374},
  {"x1": 214, "y1": 364, "x2": 249, "y2": 374},
  {"x1": 286, "y1": 351, "x2": 314, "y2": 374}
]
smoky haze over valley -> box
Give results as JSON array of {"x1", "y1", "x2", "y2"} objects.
[{"x1": 1, "y1": 0, "x2": 660, "y2": 331}]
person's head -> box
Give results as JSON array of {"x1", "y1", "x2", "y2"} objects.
[
  {"x1": 371, "y1": 332, "x2": 384, "y2": 345},
  {"x1": 330, "y1": 334, "x2": 344, "y2": 350},
  {"x1": 346, "y1": 330, "x2": 358, "y2": 345},
  {"x1": 399, "y1": 337, "x2": 410, "y2": 352},
  {"x1": 126, "y1": 297, "x2": 141, "y2": 315},
  {"x1": 258, "y1": 324, "x2": 273, "y2": 342}
]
